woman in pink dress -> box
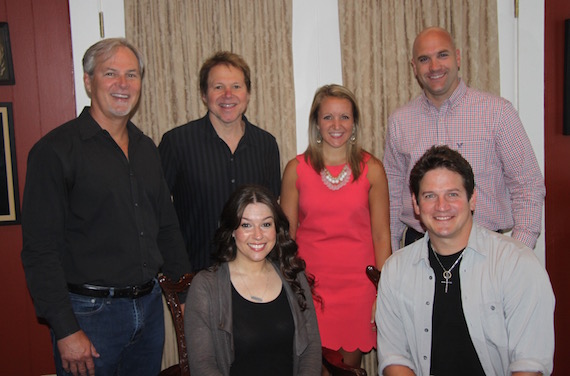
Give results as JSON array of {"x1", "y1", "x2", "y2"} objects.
[{"x1": 281, "y1": 84, "x2": 391, "y2": 371}]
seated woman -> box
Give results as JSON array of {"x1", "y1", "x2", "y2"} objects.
[{"x1": 184, "y1": 184, "x2": 322, "y2": 375}]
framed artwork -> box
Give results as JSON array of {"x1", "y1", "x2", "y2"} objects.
[
  {"x1": 0, "y1": 103, "x2": 19, "y2": 224},
  {"x1": 0, "y1": 22, "x2": 14, "y2": 85}
]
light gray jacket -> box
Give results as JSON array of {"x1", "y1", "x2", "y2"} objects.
[{"x1": 185, "y1": 262, "x2": 322, "y2": 375}]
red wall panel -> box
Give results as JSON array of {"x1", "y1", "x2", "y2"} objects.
[
  {"x1": 545, "y1": 1, "x2": 570, "y2": 375},
  {"x1": 0, "y1": 0, "x2": 75, "y2": 374}
]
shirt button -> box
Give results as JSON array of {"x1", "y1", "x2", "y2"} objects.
[
  {"x1": 423, "y1": 356, "x2": 427, "y2": 360},
  {"x1": 134, "y1": 202, "x2": 139, "y2": 207},
  {"x1": 140, "y1": 232, "x2": 144, "y2": 236},
  {"x1": 424, "y1": 328, "x2": 429, "y2": 332},
  {"x1": 429, "y1": 276, "x2": 433, "y2": 280},
  {"x1": 231, "y1": 179, "x2": 235, "y2": 183},
  {"x1": 490, "y1": 305, "x2": 496, "y2": 311},
  {"x1": 143, "y1": 262, "x2": 147, "y2": 267},
  {"x1": 426, "y1": 301, "x2": 430, "y2": 305}
]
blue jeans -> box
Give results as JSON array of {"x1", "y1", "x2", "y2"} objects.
[{"x1": 52, "y1": 281, "x2": 164, "y2": 376}]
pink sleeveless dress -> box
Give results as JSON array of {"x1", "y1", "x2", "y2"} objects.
[{"x1": 295, "y1": 154, "x2": 376, "y2": 351}]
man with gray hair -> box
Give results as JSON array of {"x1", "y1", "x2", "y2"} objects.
[{"x1": 21, "y1": 38, "x2": 191, "y2": 375}]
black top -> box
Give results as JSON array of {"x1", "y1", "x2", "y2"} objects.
[
  {"x1": 159, "y1": 114, "x2": 281, "y2": 271},
  {"x1": 21, "y1": 107, "x2": 191, "y2": 340},
  {"x1": 428, "y1": 242, "x2": 485, "y2": 376},
  {"x1": 230, "y1": 284, "x2": 294, "y2": 376}
]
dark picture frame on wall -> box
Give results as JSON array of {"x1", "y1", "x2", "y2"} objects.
[
  {"x1": 0, "y1": 22, "x2": 15, "y2": 85},
  {"x1": 0, "y1": 103, "x2": 19, "y2": 224}
]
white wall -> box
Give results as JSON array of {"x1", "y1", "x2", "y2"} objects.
[
  {"x1": 69, "y1": 0, "x2": 125, "y2": 115},
  {"x1": 497, "y1": 0, "x2": 545, "y2": 264},
  {"x1": 69, "y1": 0, "x2": 546, "y2": 263}
]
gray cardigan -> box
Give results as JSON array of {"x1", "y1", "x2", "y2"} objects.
[{"x1": 184, "y1": 262, "x2": 322, "y2": 375}]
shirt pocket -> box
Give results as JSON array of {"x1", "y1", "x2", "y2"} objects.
[
  {"x1": 480, "y1": 301, "x2": 508, "y2": 351},
  {"x1": 453, "y1": 139, "x2": 495, "y2": 179}
]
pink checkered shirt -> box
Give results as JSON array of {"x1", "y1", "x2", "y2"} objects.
[{"x1": 383, "y1": 80, "x2": 545, "y2": 252}]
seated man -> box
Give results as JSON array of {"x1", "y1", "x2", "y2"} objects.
[{"x1": 376, "y1": 145, "x2": 554, "y2": 376}]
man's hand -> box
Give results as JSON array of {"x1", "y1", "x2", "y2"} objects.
[{"x1": 57, "y1": 330, "x2": 100, "y2": 376}]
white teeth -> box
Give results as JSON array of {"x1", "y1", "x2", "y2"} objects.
[
  {"x1": 220, "y1": 103, "x2": 235, "y2": 108},
  {"x1": 435, "y1": 216, "x2": 451, "y2": 220},
  {"x1": 112, "y1": 94, "x2": 128, "y2": 99},
  {"x1": 249, "y1": 244, "x2": 264, "y2": 250},
  {"x1": 430, "y1": 73, "x2": 444, "y2": 79},
  {"x1": 330, "y1": 132, "x2": 343, "y2": 137}
]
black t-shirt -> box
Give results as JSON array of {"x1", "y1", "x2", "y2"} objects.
[
  {"x1": 230, "y1": 284, "x2": 294, "y2": 376},
  {"x1": 428, "y1": 242, "x2": 485, "y2": 376}
]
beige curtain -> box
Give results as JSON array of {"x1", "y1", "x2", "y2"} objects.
[
  {"x1": 124, "y1": 0, "x2": 296, "y2": 169},
  {"x1": 338, "y1": 0, "x2": 499, "y2": 160},
  {"x1": 338, "y1": 2, "x2": 498, "y2": 373},
  {"x1": 124, "y1": 0, "x2": 294, "y2": 369}
]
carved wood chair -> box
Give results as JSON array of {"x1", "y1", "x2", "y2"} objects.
[
  {"x1": 321, "y1": 265, "x2": 381, "y2": 375},
  {"x1": 158, "y1": 273, "x2": 194, "y2": 376}
]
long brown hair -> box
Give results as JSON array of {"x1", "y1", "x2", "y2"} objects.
[
  {"x1": 213, "y1": 184, "x2": 312, "y2": 310},
  {"x1": 304, "y1": 84, "x2": 365, "y2": 181}
]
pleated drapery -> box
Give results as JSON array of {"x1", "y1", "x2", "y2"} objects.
[
  {"x1": 338, "y1": 0, "x2": 499, "y2": 160},
  {"x1": 124, "y1": 1, "x2": 499, "y2": 373},
  {"x1": 124, "y1": 0, "x2": 296, "y2": 169}
]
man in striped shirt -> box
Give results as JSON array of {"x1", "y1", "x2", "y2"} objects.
[
  {"x1": 159, "y1": 52, "x2": 281, "y2": 272},
  {"x1": 383, "y1": 27, "x2": 545, "y2": 252}
]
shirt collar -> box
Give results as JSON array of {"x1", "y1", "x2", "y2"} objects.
[
  {"x1": 204, "y1": 112, "x2": 252, "y2": 145},
  {"x1": 421, "y1": 78, "x2": 467, "y2": 110},
  {"x1": 77, "y1": 106, "x2": 142, "y2": 143},
  {"x1": 415, "y1": 221, "x2": 484, "y2": 266}
]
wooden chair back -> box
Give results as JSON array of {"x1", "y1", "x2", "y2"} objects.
[{"x1": 158, "y1": 273, "x2": 194, "y2": 376}]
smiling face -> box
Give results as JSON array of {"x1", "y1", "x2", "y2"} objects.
[
  {"x1": 413, "y1": 168, "x2": 476, "y2": 253},
  {"x1": 202, "y1": 64, "x2": 250, "y2": 128},
  {"x1": 411, "y1": 28, "x2": 461, "y2": 108},
  {"x1": 233, "y1": 202, "x2": 277, "y2": 264},
  {"x1": 317, "y1": 96, "x2": 354, "y2": 150},
  {"x1": 84, "y1": 46, "x2": 142, "y2": 122}
]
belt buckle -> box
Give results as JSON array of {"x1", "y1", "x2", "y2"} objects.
[{"x1": 131, "y1": 285, "x2": 142, "y2": 298}]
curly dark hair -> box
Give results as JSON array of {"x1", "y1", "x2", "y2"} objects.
[{"x1": 213, "y1": 184, "x2": 313, "y2": 310}]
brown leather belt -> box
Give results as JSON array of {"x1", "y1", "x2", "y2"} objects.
[{"x1": 67, "y1": 280, "x2": 155, "y2": 299}]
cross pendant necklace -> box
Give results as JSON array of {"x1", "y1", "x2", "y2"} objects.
[{"x1": 431, "y1": 248, "x2": 464, "y2": 293}]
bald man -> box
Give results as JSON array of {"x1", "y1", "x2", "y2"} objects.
[{"x1": 383, "y1": 27, "x2": 545, "y2": 252}]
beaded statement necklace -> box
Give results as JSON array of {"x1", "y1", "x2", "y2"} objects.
[{"x1": 320, "y1": 164, "x2": 352, "y2": 191}]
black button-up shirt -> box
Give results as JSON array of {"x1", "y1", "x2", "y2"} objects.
[
  {"x1": 159, "y1": 114, "x2": 281, "y2": 272},
  {"x1": 21, "y1": 108, "x2": 191, "y2": 339}
]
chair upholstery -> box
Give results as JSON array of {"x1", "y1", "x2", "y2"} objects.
[
  {"x1": 321, "y1": 265, "x2": 381, "y2": 376},
  {"x1": 158, "y1": 273, "x2": 194, "y2": 376}
]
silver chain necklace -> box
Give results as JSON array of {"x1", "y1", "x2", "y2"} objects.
[
  {"x1": 237, "y1": 264, "x2": 270, "y2": 302},
  {"x1": 431, "y1": 248, "x2": 464, "y2": 293}
]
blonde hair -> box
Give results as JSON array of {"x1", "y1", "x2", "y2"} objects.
[{"x1": 304, "y1": 84, "x2": 364, "y2": 180}]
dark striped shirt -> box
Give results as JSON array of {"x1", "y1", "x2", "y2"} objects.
[{"x1": 159, "y1": 113, "x2": 281, "y2": 271}]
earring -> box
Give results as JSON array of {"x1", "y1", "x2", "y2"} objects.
[
  {"x1": 350, "y1": 127, "x2": 356, "y2": 144},
  {"x1": 316, "y1": 133, "x2": 322, "y2": 144}
]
